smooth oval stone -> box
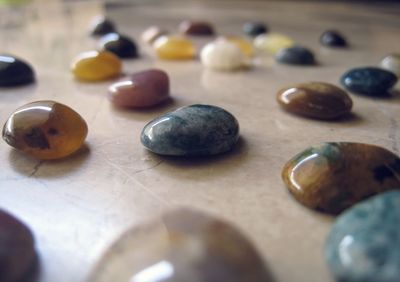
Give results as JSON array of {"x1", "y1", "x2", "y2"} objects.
[
  {"x1": 100, "y1": 33, "x2": 138, "y2": 59},
  {"x1": 179, "y1": 20, "x2": 215, "y2": 36},
  {"x1": 200, "y1": 39, "x2": 245, "y2": 71},
  {"x1": 0, "y1": 55, "x2": 35, "y2": 87},
  {"x1": 108, "y1": 69, "x2": 170, "y2": 108},
  {"x1": 380, "y1": 53, "x2": 400, "y2": 77},
  {"x1": 320, "y1": 30, "x2": 347, "y2": 47},
  {"x1": 276, "y1": 46, "x2": 315, "y2": 65},
  {"x1": 254, "y1": 33, "x2": 294, "y2": 55},
  {"x1": 341, "y1": 67, "x2": 397, "y2": 96},
  {"x1": 325, "y1": 191, "x2": 400, "y2": 282},
  {"x1": 282, "y1": 142, "x2": 400, "y2": 214},
  {"x1": 90, "y1": 16, "x2": 116, "y2": 36},
  {"x1": 141, "y1": 26, "x2": 168, "y2": 45},
  {"x1": 141, "y1": 104, "x2": 239, "y2": 156},
  {"x1": 277, "y1": 82, "x2": 353, "y2": 120},
  {"x1": 0, "y1": 209, "x2": 36, "y2": 282},
  {"x1": 89, "y1": 208, "x2": 271, "y2": 282},
  {"x1": 243, "y1": 21, "x2": 268, "y2": 37},
  {"x1": 153, "y1": 36, "x2": 195, "y2": 60}
]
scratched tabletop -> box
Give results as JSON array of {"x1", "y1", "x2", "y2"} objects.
[{"x1": 0, "y1": 1, "x2": 399, "y2": 282}]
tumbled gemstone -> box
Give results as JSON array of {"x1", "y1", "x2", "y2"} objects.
[
  {"x1": 71, "y1": 50, "x2": 122, "y2": 81},
  {"x1": 0, "y1": 55, "x2": 35, "y2": 87},
  {"x1": 325, "y1": 191, "x2": 400, "y2": 282},
  {"x1": 99, "y1": 33, "x2": 138, "y2": 59},
  {"x1": 282, "y1": 142, "x2": 400, "y2": 214},
  {"x1": 2, "y1": 101, "x2": 88, "y2": 160},
  {"x1": 89, "y1": 208, "x2": 271, "y2": 282},
  {"x1": 179, "y1": 20, "x2": 215, "y2": 36},
  {"x1": 89, "y1": 16, "x2": 117, "y2": 36},
  {"x1": 243, "y1": 21, "x2": 268, "y2": 37},
  {"x1": 380, "y1": 53, "x2": 400, "y2": 77},
  {"x1": 200, "y1": 39, "x2": 245, "y2": 71},
  {"x1": 341, "y1": 67, "x2": 397, "y2": 96},
  {"x1": 276, "y1": 82, "x2": 353, "y2": 120},
  {"x1": 108, "y1": 69, "x2": 170, "y2": 108},
  {"x1": 320, "y1": 30, "x2": 347, "y2": 47},
  {"x1": 276, "y1": 46, "x2": 315, "y2": 65},
  {"x1": 254, "y1": 33, "x2": 294, "y2": 54},
  {"x1": 141, "y1": 104, "x2": 239, "y2": 156},
  {"x1": 141, "y1": 26, "x2": 168, "y2": 45},
  {"x1": 226, "y1": 36, "x2": 254, "y2": 57},
  {"x1": 0, "y1": 209, "x2": 36, "y2": 282},
  {"x1": 153, "y1": 36, "x2": 195, "y2": 60}
]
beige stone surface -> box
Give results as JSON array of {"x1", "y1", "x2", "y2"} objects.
[{"x1": 0, "y1": 1, "x2": 399, "y2": 282}]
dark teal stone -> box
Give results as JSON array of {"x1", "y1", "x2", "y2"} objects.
[
  {"x1": 325, "y1": 191, "x2": 400, "y2": 282},
  {"x1": 341, "y1": 67, "x2": 397, "y2": 96},
  {"x1": 90, "y1": 17, "x2": 116, "y2": 36},
  {"x1": 320, "y1": 30, "x2": 347, "y2": 47},
  {"x1": 141, "y1": 104, "x2": 240, "y2": 156},
  {"x1": 0, "y1": 55, "x2": 35, "y2": 87},
  {"x1": 243, "y1": 22, "x2": 268, "y2": 37},
  {"x1": 100, "y1": 33, "x2": 138, "y2": 59},
  {"x1": 276, "y1": 46, "x2": 315, "y2": 65}
]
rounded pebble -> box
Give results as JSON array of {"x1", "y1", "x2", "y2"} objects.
[
  {"x1": 243, "y1": 22, "x2": 268, "y2": 37},
  {"x1": 141, "y1": 104, "x2": 239, "y2": 156},
  {"x1": 276, "y1": 46, "x2": 315, "y2": 65},
  {"x1": 225, "y1": 36, "x2": 254, "y2": 57},
  {"x1": 3, "y1": 100, "x2": 88, "y2": 160},
  {"x1": 89, "y1": 16, "x2": 116, "y2": 36},
  {"x1": 380, "y1": 53, "x2": 400, "y2": 77},
  {"x1": 108, "y1": 69, "x2": 170, "y2": 108},
  {"x1": 99, "y1": 33, "x2": 138, "y2": 59},
  {"x1": 341, "y1": 67, "x2": 397, "y2": 96},
  {"x1": 153, "y1": 36, "x2": 195, "y2": 60},
  {"x1": 200, "y1": 39, "x2": 245, "y2": 71},
  {"x1": 325, "y1": 191, "x2": 400, "y2": 282},
  {"x1": 141, "y1": 26, "x2": 168, "y2": 45},
  {"x1": 320, "y1": 30, "x2": 347, "y2": 47},
  {"x1": 179, "y1": 20, "x2": 215, "y2": 36},
  {"x1": 254, "y1": 33, "x2": 294, "y2": 54},
  {"x1": 277, "y1": 82, "x2": 353, "y2": 120},
  {"x1": 0, "y1": 55, "x2": 35, "y2": 87}
]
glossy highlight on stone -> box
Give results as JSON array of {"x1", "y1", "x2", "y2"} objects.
[
  {"x1": 320, "y1": 30, "x2": 347, "y2": 47},
  {"x1": 200, "y1": 39, "x2": 245, "y2": 71},
  {"x1": 243, "y1": 21, "x2": 268, "y2": 37},
  {"x1": 89, "y1": 208, "x2": 271, "y2": 282},
  {"x1": 276, "y1": 46, "x2": 315, "y2": 65},
  {"x1": 380, "y1": 53, "x2": 400, "y2": 77},
  {"x1": 2, "y1": 101, "x2": 88, "y2": 160},
  {"x1": 71, "y1": 50, "x2": 122, "y2": 81},
  {"x1": 100, "y1": 33, "x2": 138, "y2": 59},
  {"x1": 0, "y1": 55, "x2": 35, "y2": 87},
  {"x1": 226, "y1": 36, "x2": 254, "y2": 57},
  {"x1": 89, "y1": 16, "x2": 116, "y2": 36},
  {"x1": 325, "y1": 191, "x2": 400, "y2": 282},
  {"x1": 341, "y1": 67, "x2": 397, "y2": 96},
  {"x1": 141, "y1": 104, "x2": 239, "y2": 156},
  {"x1": 254, "y1": 33, "x2": 294, "y2": 55},
  {"x1": 141, "y1": 26, "x2": 168, "y2": 45},
  {"x1": 277, "y1": 82, "x2": 353, "y2": 120},
  {"x1": 108, "y1": 69, "x2": 170, "y2": 108},
  {"x1": 0, "y1": 209, "x2": 36, "y2": 282},
  {"x1": 282, "y1": 142, "x2": 400, "y2": 214},
  {"x1": 153, "y1": 36, "x2": 195, "y2": 60},
  {"x1": 179, "y1": 20, "x2": 215, "y2": 36}
]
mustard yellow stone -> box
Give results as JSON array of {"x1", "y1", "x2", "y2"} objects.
[
  {"x1": 254, "y1": 33, "x2": 295, "y2": 54},
  {"x1": 71, "y1": 50, "x2": 122, "y2": 81},
  {"x1": 225, "y1": 36, "x2": 254, "y2": 57},
  {"x1": 153, "y1": 36, "x2": 195, "y2": 60}
]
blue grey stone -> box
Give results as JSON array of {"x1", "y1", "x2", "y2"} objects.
[
  {"x1": 341, "y1": 67, "x2": 397, "y2": 96},
  {"x1": 0, "y1": 55, "x2": 35, "y2": 87},
  {"x1": 325, "y1": 191, "x2": 400, "y2": 282},
  {"x1": 141, "y1": 104, "x2": 239, "y2": 156},
  {"x1": 275, "y1": 46, "x2": 315, "y2": 65}
]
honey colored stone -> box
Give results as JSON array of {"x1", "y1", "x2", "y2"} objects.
[
  {"x1": 71, "y1": 51, "x2": 122, "y2": 82},
  {"x1": 2, "y1": 101, "x2": 88, "y2": 160},
  {"x1": 108, "y1": 69, "x2": 170, "y2": 108},
  {"x1": 226, "y1": 36, "x2": 254, "y2": 57},
  {"x1": 254, "y1": 33, "x2": 294, "y2": 54},
  {"x1": 89, "y1": 208, "x2": 271, "y2": 282},
  {"x1": 153, "y1": 36, "x2": 195, "y2": 60},
  {"x1": 282, "y1": 142, "x2": 400, "y2": 214},
  {"x1": 277, "y1": 82, "x2": 353, "y2": 120},
  {"x1": 179, "y1": 20, "x2": 215, "y2": 36},
  {"x1": 141, "y1": 26, "x2": 168, "y2": 45}
]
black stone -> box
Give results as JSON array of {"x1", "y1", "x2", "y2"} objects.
[
  {"x1": 276, "y1": 46, "x2": 315, "y2": 65},
  {"x1": 320, "y1": 30, "x2": 347, "y2": 47},
  {"x1": 0, "y1": 55, "x2": 35, "y2": 87},
  {"x1": 100, "y1": 33, "x2": 138, "y2": 59},
  {"x1": 243, "y1": 22, "x2": 268, "y2": 37},
  {"x1": 90, "y1": 17, "x2": 116, "y2": 36}
]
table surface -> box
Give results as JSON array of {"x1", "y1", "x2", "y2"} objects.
[{"x1": 0, "y1": 1, "x2": 399, "y2": 282}]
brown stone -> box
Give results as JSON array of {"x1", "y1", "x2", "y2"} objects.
[{"x1": 179, "y1": 20, "x2": 215, "y2": 36}]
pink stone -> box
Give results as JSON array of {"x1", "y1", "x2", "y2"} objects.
[{"x1": 108, "y1": 69, "x2": 170, "y2": 108}]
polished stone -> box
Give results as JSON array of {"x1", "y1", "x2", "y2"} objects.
[
  {"x1": 225, "y1": 36, "x2": 254, "y2": 57},
  {"x1": 108, "y1": 69, "x2": 169, "y2": 108},
  {"x1": 141, "y1": 26, "x2": 168, "y2": 45},
  {"x1": 100, "y1": 33, "x2": 138, "y2": 59},
  {"x1": 0, "y1": 209, "x2": 35, "y2": 282},
  {"x1": 0, "y1": 55, "x2": 35, "y2": 87},
  {"x1": 254, "y1": 33, "x2": 294, "y2": 55},
  {"x1": 2, "y1": 101, "x2": 88, "y2": 160},
  {"x1": 282, "y1": 142, "x2": 400, "y2": 214},
  {"x1": 243, "y1": 22, "x2": 268, "y2": 37},
  {"x1": 71, "y1": 50, "x2": 122, "y2": 81},
  {"x1": 380, "y1": 53, "x2": 400, "y2": 77},
  {"x1": 341, "y1": 67, "x2": 397, "y2": 96},
  {"x1": 200, "y1": 39, "x2": 245, "y2": 71},
  {"x1": 325, "y1": 191, "x2": 400, "y2": 282},
  {"x1": 276, "y1": 82, "x2": 353, "y2": 120},
  {"x1": 276, "y1": 46, "x2": 315, "y2": 65},
  {"x1": 141, "y1": 104, "x2": 239, "y2": 156},
  {"x1": 153, "y1": 36, "x2": 195, "y2": 60},
  {"x1": 179, "y1": 20, "x2": 215, "y2": 36},
  {"x1": 89, "y1": 208, "x2": 271, "y2": 282},
  {"x1": 320, "y1": 30, "x2": 347, "y2": 47},
  {"x1": 89, "y1": 16, "x2": 116, "y2": 36}
]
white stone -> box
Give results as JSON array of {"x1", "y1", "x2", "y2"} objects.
[
  {"x1": 200, "y1": 38, "x2": 244, "y2": 71},
  {"x1": 380, "y1": 54, "x2": 400, "y2": 76}
]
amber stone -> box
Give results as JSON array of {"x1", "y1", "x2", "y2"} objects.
[
  {"x1": 141, "y1": 26, "x2": 168, "y2": 44},
  {"x1": 0, "y1": 209, "x2": 36, "y2": 282},
  {"x1": 89, "y1": 16, "x2": 116, "y2": 37},
  {"x1": 99, "y1": 33, "x2": 138, "y2": 59},
  {"x1": 276, "y1": 82, "x2": 353, "y2": 120},
  {"x1": 153, "y1": 36, "x2": 195, "y2": 60},
  {"x1": 71, "y1": 50, "x2": 122, "y2": 81},
  {"x1": 89, "y1": 208, "x2": 271, "y2": 282},
  {"x1": 179, "y1": 20, "x2": 215, "y2": 36},
  {"x1": 282, "y1": 142, "x2": 400, "y2": 214},
  {"x1": 2, "y1": 101, "x2": 88, "y2": 160}
]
